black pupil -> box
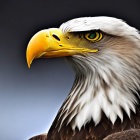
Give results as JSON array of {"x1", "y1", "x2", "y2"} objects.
[{"x1": 88, "y1": 32, "x2": 96, "y2": 39}]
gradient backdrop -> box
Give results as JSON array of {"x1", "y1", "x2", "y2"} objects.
[{"x1": 0, "y1": 0, "x2": 140, "y2": 140}]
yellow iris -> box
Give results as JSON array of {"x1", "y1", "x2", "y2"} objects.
[{"x1": 85, "y1": 31, "x2": 103, "y2": 41}]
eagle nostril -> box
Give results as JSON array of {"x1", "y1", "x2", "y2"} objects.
[{"x1": 52, "y1": 34, "x2": 60, "y2": 41}]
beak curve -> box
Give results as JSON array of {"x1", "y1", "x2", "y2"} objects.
[
  {"x1": 26, "y1": 28, "x2": 63, "y2": 68},
  {"x1": 26, "y1": 29, "x2": 50, "y2": 68}
]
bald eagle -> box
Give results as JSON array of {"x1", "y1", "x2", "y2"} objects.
[{"x1": 27, "y1": 17, "x2": 140, "y2": 140}]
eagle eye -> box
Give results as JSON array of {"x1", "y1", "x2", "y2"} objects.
[{"x1": 85, "y1": 31, "x2": 103, "y2": 42}]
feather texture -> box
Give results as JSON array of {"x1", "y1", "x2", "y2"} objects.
[{"x1": 29, "y1": 16, "x2": 140, "y2": 140}]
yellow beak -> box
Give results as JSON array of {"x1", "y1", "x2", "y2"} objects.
[{"x1": 26, "y1": 28, "x2": 98, "y2": 68}]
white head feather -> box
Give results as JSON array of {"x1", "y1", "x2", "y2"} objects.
[{"x1": 60, "y1": 16, "x2": 140, "y2": 40}]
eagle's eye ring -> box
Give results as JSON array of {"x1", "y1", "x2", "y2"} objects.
[{"x1": 85, "y1": 31, "x2": 103, "y2": 42}]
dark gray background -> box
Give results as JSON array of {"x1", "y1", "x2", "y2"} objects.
[{"x1": 0, "y1": 0, "x2": 140, "y2": 140}]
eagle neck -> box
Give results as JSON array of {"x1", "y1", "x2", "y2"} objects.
[{"x1": 56, "y1": 53, "x2": 139, "y2": 130}]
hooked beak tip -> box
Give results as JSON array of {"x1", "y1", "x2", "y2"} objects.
[
  {"x1": 28, "y1": 63, "x2": 31, "y2": 69},
  {"x1": 26, "y1": 50, "x2": 32, "y2": 69},
  {"x1": 27, "y1": 57, "x2": 31, "y2": 69}
]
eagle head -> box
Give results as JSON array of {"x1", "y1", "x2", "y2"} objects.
[{"x1": 26, "y1": 16, "x2": 140, "y2": 130}]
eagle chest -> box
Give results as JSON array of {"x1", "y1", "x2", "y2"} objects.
[{"x1": 46, "y1": 107, "x2": 140, "y2": 140}]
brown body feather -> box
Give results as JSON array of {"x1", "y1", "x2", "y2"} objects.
[
  {"x1": 44, "y1": 103, "x2": 140, "y2": 140},
  {"x1": 29, "y1": 129, "x2": 140, "y2": 140},
  {"x1": 29, "y1": 133, "x2": 47, "y2": 140},
  {"x1": 104, "y1": 129, "x2": 140, "y2": 140},
  {"x1": 29, "y1": 106, "x2": 140, "y2": 140}
]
